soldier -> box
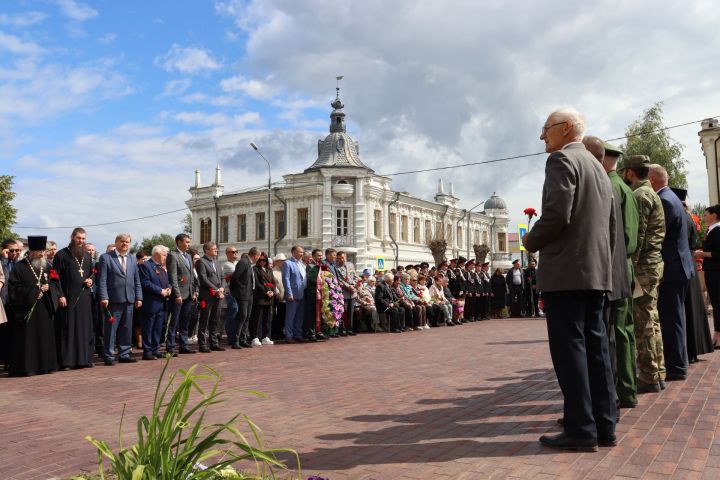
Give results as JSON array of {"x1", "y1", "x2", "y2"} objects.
[
  {"x1": 585, "y1": 137, "x2": 640, "y2": 408},
  {"x1": 619, "y1": 155, "x2": 666, "y2": 394}
]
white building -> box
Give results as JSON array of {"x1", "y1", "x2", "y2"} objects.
[{"x1": 187, "y1": 87, "x2": 511, "y2": 270}]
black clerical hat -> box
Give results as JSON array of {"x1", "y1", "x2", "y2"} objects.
[
  {"x1": 670, "y1": 187, "x2": 688, "y2": 201},
  {"x1": 27, "y1": 236, "x2": 47, "y2": 251}
]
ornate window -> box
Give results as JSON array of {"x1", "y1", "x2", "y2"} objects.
[
  {"x1": 256, "y1": 212, "x2": 265, "y2": 241},
  {"x1": 425, "y1": 220, "x2": 432, "y2": 242},
  {"x1": 200, "y1": 218, "x2": 212, "y2": 244},
  {"x1": 237, "y1": 214, "x2": 246, "y2": 242},
  {"x1": 413, "y1": 218, "x2": 420, "y2": 244},
  {"x1": 457, "y1": 226, "x2": 463, "y2": 249},
  {"x1": 274, "y1": 211, "x2": 285, "y2": 239},
  {"x1": 219, "y1": 216, "x2": 229, "y2": 243},
  {"x1": 373, "y1": 210, "x2": 382, "y2": 238},
  {"x1": 297, "y1": 208, "x2": 309, "y2": 238},
  {"x1": 390, "y1": 213, "x2": 397, "y2": 240},
  {"x1": 400, "y1": 215, "x2": 408, "y2": 242},
  {"x1": 497, "y1": 232, "x2": 507, "y2": 251},
  {"x1": 336, "y1": 208, "x2": 349, "y2": 236}
]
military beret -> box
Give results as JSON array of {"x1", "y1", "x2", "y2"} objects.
[
  {"x1": 618, "y1": 155, "x2": 650, "y2": 171},
  {"x1": 449, "y1": 258, "x2": 457, "y2": 263},
  {"x1": 603, "y1": 142, "x2": 624, "y2": 157}
]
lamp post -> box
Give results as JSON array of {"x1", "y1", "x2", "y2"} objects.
[
  {"x1": 250, "y1": 142, "x2": 272, "y2": 256},
  {"x1": 465, "y1": 200, "x2": 486, "y2": 260}
]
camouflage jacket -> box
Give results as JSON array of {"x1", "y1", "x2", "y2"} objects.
[{"x1": 631, "y1": 179, "x2": 665, "y2": 279}]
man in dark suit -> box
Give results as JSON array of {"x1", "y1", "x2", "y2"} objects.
[
  {"x1": 524, "y1": 108, "x2": 617, "y2": 452},
  {"x1": 139, "y1": 245, "x2": 171, "y2": 360},
  {"x1": 195, "y1": 242, "x2": 225, "y2": 353},
  {"x1": 97, "y1": 233, "x2": 143, "y2": 365},
  {"x1": 229, "y1": 247, "x2": 260, "y2": 348},
  {"x1": 166, "y1": 233, "x2": 198, "y2": 354},
  {"x1": 649, "y1": 164, "x2": 694, "y2": 381}
]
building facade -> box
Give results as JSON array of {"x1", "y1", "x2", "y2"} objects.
[{"x1": 187, "y1": 88, "x2": 511, "y2": 270}]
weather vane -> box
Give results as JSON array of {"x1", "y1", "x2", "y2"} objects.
[{"x1": 336, "y1": 75, "x2": 343, "y2": 95}]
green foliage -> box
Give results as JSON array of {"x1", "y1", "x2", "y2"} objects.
[
  {"x1": 0, "y1": 175, "x2": 18, "y2": 240},
  {"x1": 85, "y1": 361, "x2": 300, "y2": 480},
  {"x1": 620, "y1": 102, "x2": 688, "y2": 188},
  {"x1": 132, "y1": 234, "x2": 177, "y2": 255},
  {"x1": 183, "y1": 213, "x2": 193, "y2": 235}
]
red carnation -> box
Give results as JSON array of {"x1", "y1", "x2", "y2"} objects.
[
  {"x1": 181, "y1": 276, "x2": 187, "y2": 284},
  {"x1": 91, "y1": 268, "x2": 98, "y2": 275},
  {"x1": 523, "y1": 207, "x2": 537, "y2": 217},
  {"x1": 224, "y1": 274, "x2": 232, "y2": 282},
  {"x1": 199, "y1": 300, "x2": 207, "y2": 310},
  {"x1": 264, "y1": 282, "x2": 274, "y2": 288},
  {"x1": 209, "y1": 288, "x2": 216, "y2": 297},
  {"x1": 49, "y1": 269, "x2": 60, "y2": 280},
  {"x1": 108, "y1": 315, "x2": 116, "y2": 324}
]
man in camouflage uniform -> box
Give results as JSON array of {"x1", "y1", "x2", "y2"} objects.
[{"x1": 620, "y1": 155, "x2": 666, "y2": 394}]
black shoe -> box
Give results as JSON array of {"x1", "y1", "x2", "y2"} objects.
[
  {"x1": 346, "y1": 330, "x2": 356, "y2": 336},
  {"x1": 142, "y1": 354, "x2": 157, "y2": 361},
  {"x1": 446, "y1": 321, "x2": 455, "y2": 326},
  {"x1": 619, "y1": 400, "x2": 638, "y2": 409},
  {"x1": 231, "y1": 344, "x2": 243, "y2": 349},
  {"x1": 666, "y1": 373, "x2": 687, "y2": 381},
  {"x1": 307, "y1": 334, "x2": 318, "y2": 342},
  {"x1": 210, "y1": 345, "x2": 225, "y2": 351},
  {"x1": 660, "y1": 380, "x2": 667, "y2": 390},
  {"x1": 104, "y1": 358, "x2": 115, "y2": 366},
  {"x1": 556, "y1": 417, "x2": 564, "y2": 426},
  {"x1": 119, "y1": 357, "x2": 137, "y2": 363},
  {"x1": 316, "y1": 332, "x2": 327, "y2": 340},
  {"x1": 598, "y1": 434, "x2": 617, "y2": 447},
  {"x1": 239, "y1": 340, "x2": 252, "y2": 348},
  {"x1": 539, "y1": 433, "x2": 598, "y2": 452},
  {"x1": 179, "y1": 348, "x2": 196, "y2": 354},
  {"x1": 339, "y1": 331, "x2": 347, "y2": 337},
  {"x1": 199, "y1": 347, "x2": 211, "y2": 353},
  {"x1": 392, "y1": 329, "x2": 402, "y2": 333},
  {"x1": 637, "y1": 382, "x2": 661, "y2": 394}
]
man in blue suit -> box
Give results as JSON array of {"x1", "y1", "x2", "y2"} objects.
[
  {"x1": 282, "y1": 245, "x2": 307, "y2": 343},
  {"x1": 97, "y1": 233, "x2": 143, "y2": 365},
  {"x1": 139, "y1": 245, "x2": 172, "y2": 360},
  {"x1": 649, "y1": 164, "x2": 694, "y2": 381}
]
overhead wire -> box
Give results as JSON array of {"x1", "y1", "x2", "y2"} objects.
[{"x1": 14, "y1": 113, "x2": 718, "y2": 230}]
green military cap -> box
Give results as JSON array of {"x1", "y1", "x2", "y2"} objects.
[
  {"x1": 618, "y1": 154, "x2": 650, "y2": 171},
  {"x1": 603, "y1": 141, "x2": 624, "y2": 157}
]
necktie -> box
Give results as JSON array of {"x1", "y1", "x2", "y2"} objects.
[
  {"x1": 211, "y1": 260, "x2": 216, "y2": 273},
  {"x1": 120, "y1": 255, "x2": 127, "y2": 273},
  {"x1": 182, "y1": 252, "x2": 190, "y2": 268}
]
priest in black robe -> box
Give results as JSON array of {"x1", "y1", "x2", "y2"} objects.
[
  {"x1": 53, "y1": 227, "x2": 95, "y2": 369},
  {"x1": 8, "y1": 236, "x2": 60, "y2": 376}
]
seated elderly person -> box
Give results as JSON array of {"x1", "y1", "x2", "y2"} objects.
[
  {"x1": 414, "y1": 274, "x2": 439, "y2": 329},
  {"x1": 356, "y1": 277, "x2": 381, "y2": 332},
  {"x1": 374, "y1": 272, "x2": 405, "y2": 333},
  {"x1": 429, "y1": 274, "x2": 454, "y2": 326},
  {"x1": 395, "y1": 274, "x2": 421, "y2": 331},
  {"x1": 400, "y1": 272, "x2": 427, "y2": 330}
]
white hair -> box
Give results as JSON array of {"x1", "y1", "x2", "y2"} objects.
[
  {"x1": 383, "y1": 272, "x2": 394, "y2": 283},
  {"x1": 152, "y1": 245, "x2": 170, "y2": 256},
  {"x1": 648, "y1": 163, "x2": 669, "y2": 185},
  {"x1": 551, "y1": 107, "x2": 587, "y2": 137}
]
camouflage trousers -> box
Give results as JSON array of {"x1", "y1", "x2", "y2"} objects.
[{"x1": 633, "y1": 277, "x2": 666, "y2": 385}]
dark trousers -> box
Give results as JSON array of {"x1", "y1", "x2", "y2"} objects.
[
  {"x1": 544, "y1": 290, "x2": 616, "y2": 440},
  {"x1": 509, "y1": 285, "x2": 524, "y2": 317},
  {"x1": 526, "y1": 287, "x2": 540, "y2": 316},
  {"x1": 141, "y1": 309, "x2": 165, "y2": 355},
  {"x1": 167, "y1": 297, "x2": 192, "y2": 352},
  {"x1": 601, "y1": 298, "x2": 618, "y2": 389},
  {"x1": 274, "y1": 302, "x2": 286, "y2": 339},
  {"x1": 250, "y1": 304, "x2": 272, "y2": 340},
  {"x1": 658, "y1": 279, "x2": 689, "y2": 376},
  {"x1": 344, "y1": 298, "x2": 355, "y2": 332},
  {"x1": 198, "y1": 297, "x2": 221, "y2": 348},
  {"x1": 104, "y1": 302, "x2": 134, "y2": 360},
  {"x1": 303, "y1": 288, "x2": 316, "y2": 335},
  {"x1": 705, "y1": 271, "x2": 720, "y2": 332},
  {"x1": 384, "y1": 306, "x2": 405, "y2": 331},
  {"x1": 228, "y1": 297, "x2": 252, "y2": 346}
]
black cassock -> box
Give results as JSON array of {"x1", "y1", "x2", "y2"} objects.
[
  {"x1": 8, "y1": 260, "x2": 60, "y2": 376},
  {"x1": 53, "y1": 248, "x2": 95, "y2": 368}
]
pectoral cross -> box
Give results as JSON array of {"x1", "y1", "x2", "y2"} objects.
[{"x1": 79, "y1": 268, "x2": 84, "y2": 276}]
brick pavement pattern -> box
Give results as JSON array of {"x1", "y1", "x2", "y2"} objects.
[{"x1": 1, "y1": 318, "x2": 719, "y2": 480}]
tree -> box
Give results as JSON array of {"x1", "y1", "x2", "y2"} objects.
[
  {"x1": 132, "y1": 233, "x2": 177, "y2": 255},
  {"x1": 426, "y1": 224, "x2": 448, "y2": 267},
  {"x1": 181, "y1": 212, "x2": 192, "y2": 234},
  {"x1": 0, "y1": 175, "x2": 18, "y2": 240},
  {"x1": 620, "y1": 102, "x2": 688, "y2": 188}
]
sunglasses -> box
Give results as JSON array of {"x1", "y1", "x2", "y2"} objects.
[
  {"x1": 8, "y1": 249, "x2": 20, "y2": 252},
  {"x1": 228, "y1": 250, "x2": 238, "y2": 254}
]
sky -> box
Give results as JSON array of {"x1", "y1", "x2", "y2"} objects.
[{"x1": 2, "y1": 0, "x2": 719, "y2": 250}]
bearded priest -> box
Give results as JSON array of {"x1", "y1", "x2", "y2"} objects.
[
  {"x1": 53, "y1": 227, "x2": 95, "y2": 369},
  {"x1": 8, "y1": 236, "x2": 61, "y2": 376}
]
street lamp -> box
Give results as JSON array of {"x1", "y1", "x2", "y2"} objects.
[{"x1": 250, "y1": 142, "x2": 272, "y2": 256}]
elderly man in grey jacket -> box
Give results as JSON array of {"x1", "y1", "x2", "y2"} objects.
[{"x1": 524, "y1": 108, "x2": 617, "y2": 453}]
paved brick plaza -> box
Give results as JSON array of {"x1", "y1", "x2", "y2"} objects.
[{"x1": 1, "y1": 317, "x2": 719, "y2": 480}]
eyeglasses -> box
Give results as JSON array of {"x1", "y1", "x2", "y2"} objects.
[
  {"x1": 258, "y1": 258, "x2": 267, "y2": 262},
  {"x1": 228, "y1": 250, "x2": 238, "y2": 254},
  {"x1": 8, "y1": 249, "x2": 20, "y2": 252},
  {"x1": 541, "y1": 121, "x2": 566, "y2": 134}
]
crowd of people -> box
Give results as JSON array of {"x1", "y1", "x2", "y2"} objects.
[
  {"x1": 524, "y1": 107, "x2": 718, "y2": 453},
  {"x1": 0, "y1": 229, "x2": 544, "y2": 376}
]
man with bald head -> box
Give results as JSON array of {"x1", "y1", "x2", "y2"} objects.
[
  {"x1": 648, "y1": 164, "x2": 694, "y2": 381},
  {"x1": 584, "y1": 136, "x2": 639, "y2": 409},
  {"x1": 524, "y1": 109, "x2": 617, "y2": 452}
]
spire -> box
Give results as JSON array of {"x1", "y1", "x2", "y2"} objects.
[
  {"x1": 449, "y1": 182, "x2": 455, "y2": 196},
  {"x1": 214, "y1": 164, "x2": 222, "y2": 186},
  {"x1": 194, "y1": 169, "x2": 201, "y2": 188},
  {"x1": 438, "y1": 178, "x2": 445, "y2": 194},
  {"x1": 330, "y1": 75, "x2": 346, "y2": 133}
]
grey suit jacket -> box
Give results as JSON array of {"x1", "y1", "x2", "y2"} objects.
[
  {"x1": 166, "y1": 249, "x2": 198, "y2": 299},
  {"x1": 97, "y1": 250, "x2": 143, "y2": 304},
  {"x1": 195, "y1": 255, "x2": 222, "y2": 301},
  {"x1": 524, "y1": 143, "x2": 615, "y2": 293}
]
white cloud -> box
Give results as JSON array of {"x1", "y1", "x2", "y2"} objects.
[
  {"x1": 0, "y1": 11, "x2": 46, "y2": 27},
  {"x1": 98, "y1": 32, "x2": 117, "y2": 44},
  {"x1": 173, "y1": 111, "x2": 261, "y2": 127},
  {"x1": 161, "y1": 78, "x2": 192, "y2": 96},
  {"x1": 154, "y1": 44, "x2": 222, "y2": 75},
  {"x1": 0, "y1": 30, "x2": 45, "y2": 56},
  {"x1": 220, "y1": 74, "x2": 278, "y2": 100},
  {"x1": 53, "y1": 0, "x2": 99, "y2": 22}
]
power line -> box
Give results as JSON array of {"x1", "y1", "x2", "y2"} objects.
[{"x1": 14, "y1": 113, "x2": 717, "y2": 230}]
